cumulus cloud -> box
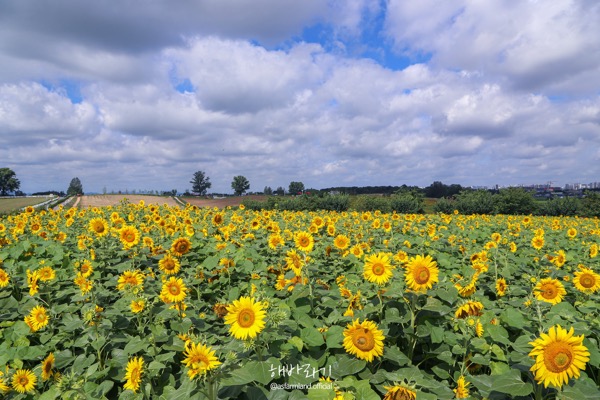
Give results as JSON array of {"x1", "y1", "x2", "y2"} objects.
[{"x1": 0, "y1": 0, "x2": 599, "y2": 193}]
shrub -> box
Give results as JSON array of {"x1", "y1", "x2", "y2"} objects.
[
  {"x1": 453, "y1": 190, "x2": 496, "y2": 215},
  {"x1": 494, "y1": 188, "x2": 536, "y2": 215},
  {"x1": 389, "y1": 193, "x2": 424, "y2": 214},
  {"x1": 433, "y1": 197, "x2": 456, "y2": 214},
  {"x1": 536, "y1": 197, "x2": 581, "y2": 216}
]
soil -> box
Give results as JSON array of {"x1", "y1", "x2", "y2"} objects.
[{"x1": 78, "y1": 194, "x2": 267, "y2": 209}]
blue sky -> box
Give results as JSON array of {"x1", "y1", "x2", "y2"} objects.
[{"x1": 0, "y1": 0, "x2": 599, "y2": 194}]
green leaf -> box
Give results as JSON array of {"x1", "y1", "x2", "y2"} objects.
[
  {"x1": 330, "y1": 355, "x2": 366, "y2": 378},
  {"x1": 487, "y1": 325, "x2": 511, "y2": 345},
  {"x1": 471, "y1": 370, "x2": 533, "y2": 397},
  {"x1": 288, "y1": 336, "x2": 304, "y2": 351},
  {"x1": 301, "y1": 327, "x2": 325, "y2": 347},
  {"x1": 123, "y1": 336, "x2": 149, "y2": 355},
  {"x1": 501, "y1": 307, "x2": 528, "y2": 329},
  {"x1": 353, "y1": 379, "x2": 379, "y2": 400},
  {"x1": 382, "y1": 345, "x2": 410, "y2": 367},
  {"x1": 38, "y1": 386, "x2": 60, "y2": 400},
  {"x1": 220, "y1": 358, "x2": 279, "y2": 386}
]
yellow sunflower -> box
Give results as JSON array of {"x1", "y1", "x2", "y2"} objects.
[
  {"x1": 182, "y1": 342, "x2": 222, "y2": 379},
  {"x1": 534, "y1": 278, "x2": 566, "y2": 305},
  {"x1": 404, "y1": 255, "x2": 439, "y2": 292},
  {"x1": 158, "y1": 253, "x2": 181, "y2": 275},
  {"x1": 171, "y1": 237, "x2": 192, "y2": 256},
  {"x1": 11, "y1": 369, "x2": 36, "y2": 394},
  {"x1": 343, "y1": 319, "x2": 384, "y2": 362},
  {"x1": 285, "y1": 249, "x2": 304, "y2": 276},
  {"x1": 0, "y1": 268, "x2": 9, "y2": 287},
  {"x1": 41, "y1": 352, "x2": 55, "y2": 381},
  {"x1": 88, "y1": 218, "x2": 109, "y2": 237},
  {"x1": 453, "y1": 376, "x2": 470, "y2": 399},
  {"x1": 37, "y1": 266, "x2": 56, "y2": 282},
  {"x1": 0, "y1": 371, "x2": 8, "y2": 392},
  {"x1": 117, "y1": 270, "x2": 144, "y2": 290},
  {"x1": 495, "y1": 278, "x2": 507, "y2": 297},
  {"x1": 383, "y1": 384, "x2": 416, "y2": 400},
  {"x1": 333, "y1": 234, "x2": 351, "y2": 250},
  {"x1": 130, "y1": 299, "x2": 146, "y2": 313},
  {"x1": 160, "y1": 277, "x2": 187, "y2": 303},
  {"x1": 294, "y1": 231, "x2": 314, "y2": 253},
  {"x1": 455, "y1": 301, "x2": 484, "y2": 319},
  {"x1": 573, "y1": 266, "x2": 600, "y2": 294},
  {"x1": 566, "y1": 228, "x2": 577, "y2": 238},
  {"x1": 119, "y1": 225, "x2": 140, "y2": 248},
  {"x1": 267, "y1": 234, "x2": 284, "y2": 250},
  {"x1": 363, "y1": 253, "x2": 393, "y2": 285},
  {"x1": 123, "y1": 356, "x2": 144, "y2": 393},
  {"x1": 529, "y1": 325, "x2": 590, "y2": 388},
  {"x1": 531, "y1": 236, "x2": 545, "y2": 250},
  {"x1": 590, "y1": 243, "x2": 598, "y2": 258},
  {"x1": 25, "y1": 305, "x2": 49, "y2": 332},
  {"x1": 224, "y1": 296, "x2": 266, "y2": 340}
]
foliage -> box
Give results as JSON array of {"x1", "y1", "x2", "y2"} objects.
[
  {"x1": 275, "y1": 186, "x2": 285, "y2": 196},
  {"x1": 453, "y1": 190, "x2": 496, "y2": 215},
  {"x1": 263, "y1": 186, "x2": 273, "y2": 195},
  {"x1": 0, "y1": 167, "x2": 21, "y2": 196},
  {"x1": 581, "y1": 191, "x2": 600, "y2": 218},
  {"x1": 288, "y1": 181, "x2": 305, "y2": 195},
  {"x1": 423, "y1": 181, "x2": 463, "y2": 198},
  {"x1": 231, "y1": 176, "x2": 250, "y2": 196},
  {"x1": 389, "y1": 193, "x2": 424, "y2": 213},
  {"x1": 67, "y1": 177, "x2": 84, "y2": 196},
  {"x1": 1, "y1": 203, "x2": 599, "y2": 399},
  {"x1": 536, "y1": 197, "x2": 581, "y2": 216},
  {"x1": 494, "y1": 188, "x2": 536, "y2": 215},
  {"x1": 190, "y1": 171, "x2": 212, "y2": 195},
  {"x1": 433, "y1": 197, "x2": 456, "y2": 214}
]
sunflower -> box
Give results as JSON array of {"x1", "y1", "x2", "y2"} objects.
[
  {"x1": 267, "y1": 234, "x2": 284, "y2": 250},
  {"x1": 495, "y1": 278, "x2": 507, "y2": 297},
  {"x1": 453, "y1": 376, "x2": 470, "y2": 399},
  {"x1": 0, "y1": 268, "x2": 9, "y2": 287},
  {"x1": 0, "y1": 371, "x2": 8, "y2": 392},
  {"x1": 566, "y1": 228, "x2": 577, "y2": 238},
  {"x1": 89, "y1": 218, "x2": 109, "y2": 237},
  {"x1": 529, "y1": 325, "x2": 590, "y2": 388},
  {"x1": 41, "y1": 352, "x2": 55, "y2": 381},
  {"x1": 476, "y1": 320, "x2": 484, "y2": 338},
  {"x1": 383, "y1": 384, "x2": 416, "y2": 400},
  {"x1": 158, "y1": 253, "x2": 181, "y2": 275},
  {"x1": 130, "y1": 299, "x2": 146, "y2": 313},
  {"x1": 160, "y1": 277, "x2": 187, "y2": 303},
  {"x1": 25, "y1": 305, "x2": 49, "y2": 332},
  {"x1": 292, "y1": 231, "x2": 314, "y2": 253},
  {"x1": 119, "y1": 225, "x2": 140, "y2": 248},
  {"x1": 363, "y1": 253, "x2": 393, "y2": 285},
  {"x1": 171, "y1": 237, "x2": 192, "y2": 257},
  {"x1": 117, "y1": 270, "x2": 144, "y2": 290},
  {"x1": 455, "y1": 301, "x2": 484, "y2": 319},
  {"x1": 78, "y1": 260, "x2": 94, "y2": 278},
  {"x1": 573, "y1": 266, "x2": 600, "y2": 294},
  {"x1": 182, "y1": 342, "x2": 222, "y2": 379},
  {"x1": 333, "y1": 234, "x2": 350, "y2": 250},
  {"x1": 11, "y1": 369, "x2": 36, "y2": 394},
  {"x1": 123, "y1": 357, "x2": 144, "y2": 393},
  {"x1": 37, "y1": 266, "x2": 56, "y2": 282},
  {"x1": 285, "y1": 249, "x2": 304, "y2": 276},
  {"x1": 534, "y1": 278, "x2": 566, "y2": 305},
  {"x1": 224, "y1": 296, "x2": 266, "y2": 340},
  {"x1": 531, "y1": 235, "x2": 545, "y2": 250},
  {"x1": 343, "y1": 319, "x2": 385, "y2": 362},
  {"x1": 404, "y1": 255, "x2": 439, "y2": 292}
]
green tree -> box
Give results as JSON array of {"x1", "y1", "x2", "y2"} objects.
[
  {"x1": 288, "y1": 181, "x2": 305, "y2": 195},
  {"x1": 275, "y1": 186, "x2": 285, "y2": 196},
  {"x1": 231, "y1": 175, "x2": 250, "y2": 196},
  {"x1": 190, "y1": 171, "x2": 211, "y2": 195},
  {"x1": 0, "y1": 168, "x2": 20, "y2": 196},
  {"x1": 263, "y1": 186, "x2": 273, "y2": 195},
  {"x1": 67, "y1": 177, "x2": 84, "y2": 196},
  {"x1": 494, "y1": 187, "x2": 536, "y2": 215}
]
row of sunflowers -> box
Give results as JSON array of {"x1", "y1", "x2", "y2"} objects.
[{"x1": 0, "y1": 200, "x2": 599, "y2": 399}]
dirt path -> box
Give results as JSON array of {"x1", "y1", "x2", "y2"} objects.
[{"x1": 78, "y1": 195, "x2": 180, "y2": 208}]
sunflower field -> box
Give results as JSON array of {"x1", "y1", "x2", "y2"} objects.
[{"x1": 0, "y1": 201, "x2": 599, "y2": 399}]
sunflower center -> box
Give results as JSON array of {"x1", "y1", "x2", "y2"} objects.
[
  {"x1": 125, "y1": 233, "x2": 135, "y2": 242},
  {"x1": 19, "y1": 377, "x2": 29, "y2": 385},
  {"x1": 164, "y1": 261, "x2": 175, "y2": 270},
  {"x1": 352, "y1": 328, "x2": 375, "y2": 351},
  {"x1": 541, "y1": 283, "x2": 557, "y2": 299},
  {"x1": 36, "y1": 312, "x2": 46, "y2": 322},
  {"x1": 372, "y1": 263, "x2": 385, "y2": 276},
  {"x1": 131, "y1": 367, "x2": 140, "y2": 381},
  {"x1": 414, "y1": 266, "x2": 430, "y2": 284},
  {"x1": 169, "y1": 284, "x2": 180, "y2": 295},
  {"x1": 299, "y1": 237, "x2": 309, "y2": 246},
  {"x1": 237, "y1": 309, "x2": 255, "y2": 328},
  {"x1": 544, "y1": 342, "x2": 573, "y2": 373},
  {"x1": 580, "y1": 274, "x2": 595, "y2": 288}
]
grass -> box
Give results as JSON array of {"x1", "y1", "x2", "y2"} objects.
[{"x1": 0, "y1": 197, "x2": 52, "y2": 213}]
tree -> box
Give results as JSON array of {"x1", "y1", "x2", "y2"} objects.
[
  {"x1": 0, "y1": 168, "x2": 20, "y2": 196},
  {"x1": 231, "y1": 176, "x2": 250, "y2": 196},
  {"x1": 275, "y1": 186, "x2": 285, "y2": 196},
  {"x1": 263, "y1": 186, "x2": 273, "y2": 195},
  {"x1": 67, "y1": 177, "x2": 84, "y2": 196},
  {"x1": 190, "y1": 171, "x2": 211, "y2": 195},
  {"x1": 289, "y1": 181, "x2": 305, "y2": 195}
]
